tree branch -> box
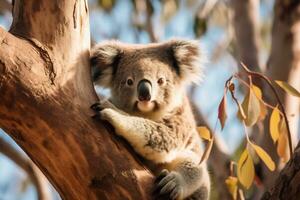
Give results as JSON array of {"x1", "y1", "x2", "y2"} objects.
[
  {"x1": 0, "y1": 1, "x2": 154, "y2": 199},
  {"x1": 0, "y1": 137, "x2": 51, "y2": 200},
  {"x1": 132, "y1": 0, "x2": 158, "y2": 43},
  {"x1": 241, "y1": 63, "x2": 293, "y2": 157},
  {"x1": 145, "y1": 0, "x2": 157, "y2": 42},
  {"x1": 231, "y1": 0, "x2": 261, "y2": 73},
  {"x1": 261, "y1": 142, "x2": 300, "y2": 199},
  {"x1": 0, "y1": 0, "x2": 11, "y2": 14}
]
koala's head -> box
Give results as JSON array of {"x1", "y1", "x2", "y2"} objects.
[{"x1": 90, "y1": 39, "x2": 203, "y2": 119}]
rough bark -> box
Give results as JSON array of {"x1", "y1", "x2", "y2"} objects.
[
  {"x1": 261, "y1": 142, "x2": 300, "y2": 200},
  {"x1": 260, "y1": 0, "x2": 300, "y2": 189},
  {"x1": 0, "y1": 1, "x2": 153, "y2": 200}
]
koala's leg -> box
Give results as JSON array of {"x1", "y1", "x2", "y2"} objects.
[
  {"x1": 154, "y1": 159, "x2": 210, "y2": 200},
  {"x1": 98, "y1": 108, "x2": 182, "y2": 163},
  {"x1": 96, "y1": 108, "x2": 210, "y2": 200}
]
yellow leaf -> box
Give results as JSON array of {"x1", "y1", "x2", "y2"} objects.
[
  {"x1": 218, "y1": 95, "x2": 227, "y2": 130},
  {"x1": 250, "y1": 143, "x2": 275, "y2": 171},
  {"x1": 237, "y1": 149, "x2": 255, "y2": 189},
  {"x1": 225, "y1": 176, "x2": 238, "y2": 200},
  {"x1": 199, "y1": 137, "x2": 214, "y2": 164},
  {"x1": 251, "y1": 85, "x2": 267, "y2": 121},
  {"x1": 197, "y1": 126, "x2": 211, "y2": 141},
  {"x1": 277, "y1": 119, "x2": 290, "y2": 162},
  {"x1": 275, "y1": 80, "x2": 300, "y2": 97},
  {"x1": 259, "y1": 102, "x2": 268, "y2": 121},
  {"x1": 252, "y1": 85, "x2": 262, "y2": 99},
  {"x1": 247, "y1": 87, "x2": 261, "y2": 126},
  {"x1": 270, "y1": 106, "x2": 280, "y2": 143},
  {"x1": 241, "y1": 87, "x2": 261, "y2": 126}
]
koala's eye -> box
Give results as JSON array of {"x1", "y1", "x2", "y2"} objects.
[
  {"x1": 157, "y1": 78, "x2": 165, "y2": 85},
  {"x1": 126, "y1": 78, "x2": 134, "y2": 86}
]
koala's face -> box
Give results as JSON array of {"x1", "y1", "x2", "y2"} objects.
[{"x1": 91, "y1": 40, "x2": 203, "y2": 118}]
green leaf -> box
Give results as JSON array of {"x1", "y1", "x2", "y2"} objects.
[{"x1": 275, "y1": 81, "x2": 300, "y2": 97}]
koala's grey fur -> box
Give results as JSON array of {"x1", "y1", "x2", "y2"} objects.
[{"x1": 90, "y1": 39, "x2": 210, "y2": 200}]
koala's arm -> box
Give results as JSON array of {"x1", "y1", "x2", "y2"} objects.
[
  {"x1": 99, "y1": 108, "x2": 210, "y2": 200},
  {"x1": 99, "y1": 108, "x2": 184, "y2": 163}
]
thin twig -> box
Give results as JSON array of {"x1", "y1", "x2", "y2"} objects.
[
  {"x1": 234, "y1": 74, "x2": 282, "y2": 113},
  {"x1": 241, "y1": 62, "x2": 293, "y2": 157},
  {"x1": 225, "y1": 79, "x2": 251, "y2": 143},
  {"x1": 229, "y1": 161, "x2": 237, "y2": 177}
]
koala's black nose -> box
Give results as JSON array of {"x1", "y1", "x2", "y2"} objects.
[{"x1": 137, "y1": 79, "x2": 152, "y2": 101}]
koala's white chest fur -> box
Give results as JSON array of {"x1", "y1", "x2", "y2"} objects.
[{"x1": 91, "y1": 39, "x2": 210, "y2": 200}]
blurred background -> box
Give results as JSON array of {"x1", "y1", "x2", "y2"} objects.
[{"x1": 1, "y1": 0, "x2": 299, "y2": 199}]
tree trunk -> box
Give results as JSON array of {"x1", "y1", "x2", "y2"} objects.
[
  {"x1": 231, "y1": 0, "x2": 261, "y2": 73},
  {"x1": 230, "y1": 0, "x2": 300, "y2": 197},
  {"x1": 261, "y1": 141, "x2": 300, "y2": 200},
  {"x1": 260, "y1": 0, "x2": 300, "y2": 189},
  {"x1": 0, "y1": 1, "x2": 153, "y2": 199}
]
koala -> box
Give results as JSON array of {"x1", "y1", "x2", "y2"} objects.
[{"x1": 90, "y1": 39, "x2": 210, "y2": 200}]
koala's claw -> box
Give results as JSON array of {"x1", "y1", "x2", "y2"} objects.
[
  {"x1": 91, "y1": 99, "x2": 116, "y2": 112},
  {"x1": 91, "y1": 102, "x2": 102, "y2": 112},
  {"x1": 154, "y1": 170, "x2": 183, "y2": 200},
  {"x1": 155, "y1": 169, "x2": 169, "y2": 183}
]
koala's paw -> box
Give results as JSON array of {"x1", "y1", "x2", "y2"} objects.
[
  {"x1": 98, "y1": 108, "x2": 117, "y2": 123},
  {"x1": 153, "y1": 169, "x2": 184, "y2": 200},
  {"x1": 91, "y1": 99, "x2": 115, "y2": 112},
  {"x1": 185, "y1": 186, "x2": 209, "y2": 200}
]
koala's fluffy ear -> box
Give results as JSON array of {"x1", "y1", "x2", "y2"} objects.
[
  {"x1": 168, "y1": 39, "x2": 204, "y2": 84},
  {"x1": 90, "y1": 41, "x2": 123, "y2": 88}
]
